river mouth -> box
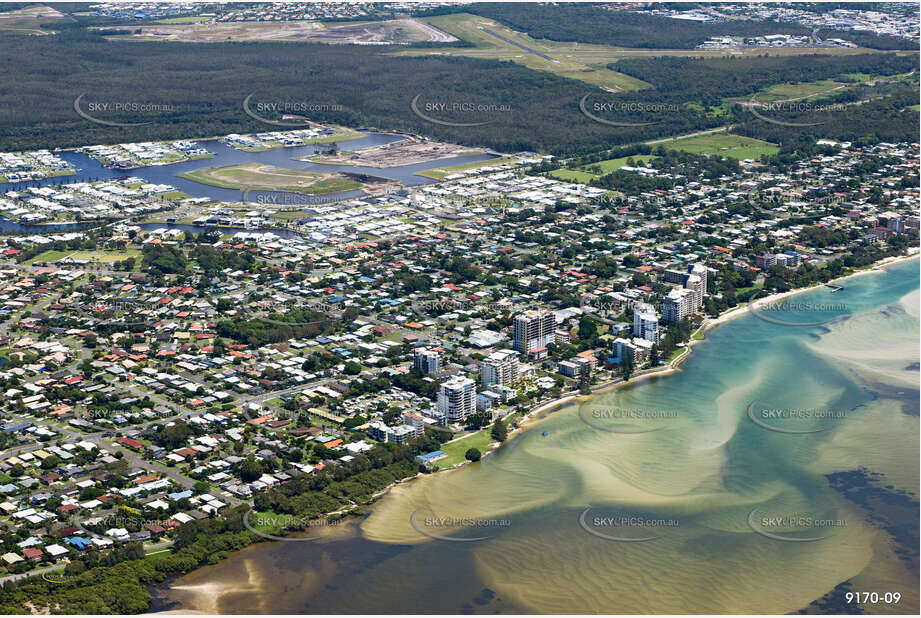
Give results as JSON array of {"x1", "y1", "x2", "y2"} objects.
[{"x1": 153, "y1": 259, "x2": 920, "y2": 615}]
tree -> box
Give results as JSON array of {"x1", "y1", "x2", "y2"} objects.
[
  {"x1": 578, "y1": 316, "x2": 598, "y2": 341},
  {"x1": 650, "y1": 344, "x2": 660, "y2": 366},
  {"x1": 490, "y1": 419, "x2": 507, "y2": 442},
  {"x1": 621, "y1": 357, "x2": 634, "y2": 382},
  {"x1": 465, "y1": 448, "x2": 481, "y2": 462},
  {"x1": 239, "y1": 456, "x2": 263, "y2": 483},
  {"x1": 64, "y1": 560, "x2": 86, "y2": 576},
  {"x1": 578, "y1": 370, "x2": 592, "y2": 395}
]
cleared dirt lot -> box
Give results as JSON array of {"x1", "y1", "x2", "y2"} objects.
[{"x1": 308, "y1": 139, "x2": 482, "y2": 168}]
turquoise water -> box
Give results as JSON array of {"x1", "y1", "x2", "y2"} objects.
[{"x1": 155, "y1": 258, "x2": 919, "y2": 615}]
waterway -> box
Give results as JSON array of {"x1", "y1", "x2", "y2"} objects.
[
  {"x1": 0, "y1": 131, "x2": 497, "y2": 234},
  {"x1": 152, "y1": 258, "x2": 920, "y2": 614}
]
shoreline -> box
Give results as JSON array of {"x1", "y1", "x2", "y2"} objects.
[
  {"x1": 143, "y1": 249, "x2": 920, "y2": 608},
  {"x1": 363, "y1": 248, "x2": 921, "y2": 484},
  {"x1": 484, "y1": 248, "x2": 921, "y2": 448}
]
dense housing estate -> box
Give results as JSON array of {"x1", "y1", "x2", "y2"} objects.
[{"x1": 0, "y1": 126, "x2": 916, "y2": 586}]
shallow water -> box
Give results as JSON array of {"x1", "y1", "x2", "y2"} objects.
[{"x1": 153, "y1": 258, "x2": 920, "y2": 615}]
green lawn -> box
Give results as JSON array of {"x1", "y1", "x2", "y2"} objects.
[
  {"x1": 663, "y1": 134, "x2": 779, "y2": 160},
  {"x1": 153, "y1": 16, "x2": 206, "y2": 24},
  {"x1": 248, "y1": 509, "x2": 293, "y2": 534},
  {"x1": 23, "y1": 249, "x2": 141, "y2": 268},
  {"x1": 754, "y1": 79, "x2": 844, "y2": 103},
  {"x1": 547, "y1": 168, "x2": 600, "y2": 183},
  {"x1": 548, "y1": 154, "x2": 659, "y2": 184},
  {"x1": 23, "y1": 250, "x2": 72, "y2": 265},
  {"x1": 586, "y1": 154, "x2": 659, "y2": 174},
  {"x1": 686, "y1": 100, "x2": 733, "y2": 118},
  {"x1": 436, "y1": 428, "x2": 496, "y2": 467},
  {"x1": 66, "y1": 250, "x2": 142, "y2": 264},
  {"x1": 667, "y1": 348, "x2": 686, "y2": 363}
]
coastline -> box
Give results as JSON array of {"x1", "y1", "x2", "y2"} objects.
[
  {"x1": 140, "y1": 249, "x2": 920, "y2": 609},
  {"x1": 384, "y1": 248, "x2": 921, "y2": 481},
  {"x1": 491, "y1": 248, "x2": 921, "y2": 447}
]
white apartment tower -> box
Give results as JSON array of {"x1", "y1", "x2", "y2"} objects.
[
  {"x1": 513, "y1": 309, "x2": 556, "y2": 352},
  {"x1": 481, "y1": 349, "x2": 520, "y2": 387},
  {"x1": 663, "y1": 288, "x2": 694, "y2": 323},
  {"x1": 437, "y1": 376, "x2": 476, "y2": 424},
  {"x1": 413, "y1": 348, "x2": 441, "y2": 374},
  {"x1": 632, "y1": 302, "x2": 659, "y2": 344}
]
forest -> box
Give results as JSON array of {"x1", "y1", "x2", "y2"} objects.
[{"x1": 0, "y1": 12, "x2": 916, "y2": 157}]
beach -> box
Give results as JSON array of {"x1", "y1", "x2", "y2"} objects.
[{"x1": 155, "y1": 253, "x2": 920, "y2": 615}]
